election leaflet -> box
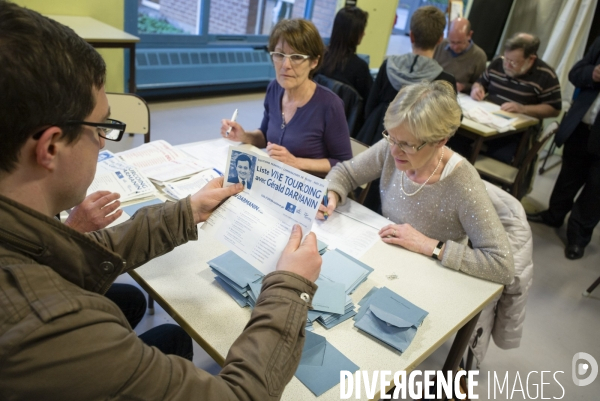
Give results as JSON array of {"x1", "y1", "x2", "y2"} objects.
[
  {"x1": 202, "y1": 147, "x2": 326, "y2": 274},
  {"x1": 117, "y1": 140, "x2": 210, "y2": 185},
  {"x1": 88, "y1": 150, "x2": 156, "y2": 202}
]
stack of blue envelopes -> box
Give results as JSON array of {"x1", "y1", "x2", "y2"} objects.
[
  {"x1": 209, "y1": 245, "x2": 373, "y2": 331},
  {"x1": 208, "y1": 251, "x2": 264, "y2": 308},
  {"x1": 354, "y1": 287, "x2": 428, "y2": 353},
  {"x1": 309, "y1": 249, "x2": 374, "y2": 329},
  {"x1": 295, "y1": 331, "x2": 359, "y2": 396}
]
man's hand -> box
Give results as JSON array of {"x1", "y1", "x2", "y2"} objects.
[
  {"x1": 266, "y1": 142, "x2": 297, "y2": 168},
  {"x1": 65, "y1": 191, "x2": 122, "y2": 233},
  {"x1": 593, "y1": 64, "x2": 600, "y2": 82},
  {"x1": 470, "y1": 83, "x2": 486, "y2": 101},
  {"x1": 190, "y1": 177, "x2": 243, "y2": 223},
  {"x1": 500, "y1": 102, "x2": 525, "y2": 114},
  {"x1": 276, "y1": 225, "x2": 321, "y2": 282}
]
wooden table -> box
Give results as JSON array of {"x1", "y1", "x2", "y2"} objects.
[
  {"x1": 47, "y1": 15, "x2": 140, "y2": 93},
  {"x1": 126, "y1": 140, "x2": 503, "y2": 400},
  {"x1": 458, "y1": 95, "x2": 540, "y2": 165}
]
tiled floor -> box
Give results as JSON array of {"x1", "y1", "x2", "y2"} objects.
[{"x1": 113, "y1": 92, "x2": 600, "y2": 399}]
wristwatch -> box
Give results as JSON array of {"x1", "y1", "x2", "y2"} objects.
[{"x1": 432, "y1": 241, "x2": 444, "y2": 260}]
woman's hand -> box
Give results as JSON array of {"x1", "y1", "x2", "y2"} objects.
[
  {"x1": 220, "y1": 119, "x2": 246, "y2": 142},
  {"x1": 316, "y1": 191, "x2": 338, "y2": 220},
  {"x1": 266, "y1": 142, "x2": 297, "y2": 167},
  {"x1": 379, "y1": 223, "x2": 440, "y2": 257}
]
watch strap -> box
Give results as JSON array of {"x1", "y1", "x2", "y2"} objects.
[{"x1": 432, "y1": 241, "x2": 444, "y2": 260}]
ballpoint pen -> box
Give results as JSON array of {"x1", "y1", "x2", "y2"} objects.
[
  {"x1": 226, "y1": 108, "x2": 238, "y2": 137},
  {"x1": 323, "y1": 194, "x2": 328, "y2": 220}
]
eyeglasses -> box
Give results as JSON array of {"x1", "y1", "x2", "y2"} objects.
[
  {"x1": 382, "y1": 130, "x2": 427, "y2": 154},
  {"x1": 32, "y1": 118, "x2": 126, "y2": 142},
  {"x1": 269, "y1": 51, "x2": 310, "y2": 65},
  {"x1": 501, "y1": 56, "x2": 523, "y2": 68}
]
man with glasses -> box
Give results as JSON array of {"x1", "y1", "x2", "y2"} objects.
[
  {"x1": 0, "y1": 2, "x2": 321, "y2": 399},
  {"x1": 470, "y1": 33, "x2": 561, "y2": 163},
  {"x1": 433, "y1": 17, "x2": 487, "y2": 94}
]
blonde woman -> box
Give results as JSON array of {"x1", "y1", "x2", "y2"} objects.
[{"x1": 318, "y1": 81, "x2": 514, "y2": 285}]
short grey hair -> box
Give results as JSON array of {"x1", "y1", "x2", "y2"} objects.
[{"x1": 384, "y1": 81, "x2": 462, "y2": 143}]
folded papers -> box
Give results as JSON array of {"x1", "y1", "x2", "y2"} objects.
[
  {"x1": 210, "y1": 246, "x2": 373, "y2": 331},
  {"x1": 354, "y1": 287, "x2": 428, "y2": 353},
  {"x1": 295, "y1": 331, "x2": 359, "y2": 396},
  {"x1": 208, "y1": 251, "x2": 264, "y2": 308}
]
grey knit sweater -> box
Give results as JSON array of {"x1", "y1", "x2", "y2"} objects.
[{"x1": 326, "y1": 139, "x2": 515, "y2": 285}]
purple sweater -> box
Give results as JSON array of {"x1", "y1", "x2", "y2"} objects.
[{"x1": 259, "y1": 80, "x2": 352, "y2": 167}]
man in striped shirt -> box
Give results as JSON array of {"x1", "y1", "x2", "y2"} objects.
[{"x1": 471, "y1": 33, "x2": 561, "y2": 163}]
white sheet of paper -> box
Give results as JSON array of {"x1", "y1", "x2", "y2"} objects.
[
  {"x1": 88, "y1": 150, "x2": 156, "y2": 202},
  {"x1": 117, "y1": 140, "x2": 209, "y2": 184},
  {"x1": 312, "y1": 211, "x2": 380, "y2": 259},
  {"x1": 181, "y1": 138, "x2": 239, "y2": 174},
  {"x1": 202, "y1": 147, "x2": 327, "y2": 274},
  {"x1": 163, "y1": 169, "x2": 222, "y2": 200}
]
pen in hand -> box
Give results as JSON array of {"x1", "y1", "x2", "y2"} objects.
[
  {"x1": 226, "y1": 108, "x2": 238, "y2": 137},
  {"x1": 323, "y1": 194, "x2": 329, "y2": 220}
]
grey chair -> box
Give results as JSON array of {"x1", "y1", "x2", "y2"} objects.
[{"x1": 474, "y1": 122, "x2": 559, "y2": 200}]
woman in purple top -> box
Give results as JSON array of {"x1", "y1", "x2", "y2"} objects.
[{"x1": 220, "y1": 19, "x2": 352, "y2": 176}]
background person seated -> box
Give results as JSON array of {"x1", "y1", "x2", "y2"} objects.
[
  {"x1": 468, "y1": 33, "x2": 561, "y2": 163},
  {"x1": 433, "y1": 17, "x2": 487, "y2": 94},
  {"x1": 317, "y1": 6, "x2": 372, "y2": 102},
  {"x1": 318, "y1": 81, "x2": 514, "y2": 285},
  {"x1": 221, "y1": 19, "x2": 352, "y2": 177},
  {"x1": 356, "y1": 5, "x2": 457, "y2": 147}
]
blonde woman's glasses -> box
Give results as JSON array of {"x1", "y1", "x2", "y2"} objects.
[
  {"x1": 270, "y1": 52, "x2": 310, "y2": 65},
  {"x1": 382, "y1": 130, "x2": 427, "y2": 154}
]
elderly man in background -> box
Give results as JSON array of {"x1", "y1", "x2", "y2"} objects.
[
  {"x1": 470, "y1": 33, "x2": 562, "y2": 163},
  {"x1": 433, "y1": 17, "x2": 487, "y2": 94}
]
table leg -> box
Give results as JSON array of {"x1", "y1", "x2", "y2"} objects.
[
  {"x1": 439, "y1": 311, "x2": 481, "y2": 400},
  {"x1": 128, "y1": 44, "x2": 136, "y2": 93},
  {"x1": 470, "y1": 138, "x2": 484, "y2": 164}
]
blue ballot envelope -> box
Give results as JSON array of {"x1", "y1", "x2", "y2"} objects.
[
  {"x1": 295, "y1": 331, "x2": 359, "y2": 396},
  {"x1": 354, "y1": 287, "x2": 428, "y2": 353}
]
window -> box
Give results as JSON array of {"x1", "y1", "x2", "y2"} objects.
[{"x1": 136, "y1": 0, "x2": 338, "y2": 39}]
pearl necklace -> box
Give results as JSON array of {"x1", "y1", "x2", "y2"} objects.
[{"x1": 400, "y1": 147, "x2": 445, "y2": 197}]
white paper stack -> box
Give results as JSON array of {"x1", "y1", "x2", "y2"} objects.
[
  {"x1": 163, "y1": 169, "x2": 222, "y2": 200},
  {"x1": 88, "y1": 151, "x2": 156, "y2": 202},
  {"x1": 117, "y1": 140, "x2": 210, "y2": 185}
]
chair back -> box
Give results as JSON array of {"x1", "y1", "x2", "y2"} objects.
[
  {"x1": 349, "y1": 138, "x2": 372, "y2": 204},
  {"x1": 106, "y1": 92, "x2": 151, "y2": 143},
  {"x1": 313, "y1": 74, "x2": 364, "y2": 137},
  {"x1": 511, "y1": 121, "x2": 559, "y2": 196},
  {"x1": 474, "y1": 121, "x2": 559, "y2": 199}
]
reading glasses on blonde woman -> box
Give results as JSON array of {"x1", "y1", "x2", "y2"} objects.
[
  {"x1": 269, "y1": 51, "x2": 310, "y2": 65},
  {"x1": 382, "y1": 130, "x2": 427, "y2": 154}
]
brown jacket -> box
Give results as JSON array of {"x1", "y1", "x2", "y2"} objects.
[{"x1": 0, "y1": 194, "x2": 316, "y2": 400}]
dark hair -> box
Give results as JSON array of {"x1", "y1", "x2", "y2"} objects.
[
  {"x1": 268, "y1": 19, "x2": 324, "y2": 78},
  {"x1": 320, "y1": 6, "x2": 368, "y2": 76},
  {"x1": 235, "y1": 154, "x2": 252, "y2": 166},
  {"x1": 504, "y1": 33, "x2": 540, "y2": 58},
  {"x1": 410, "y1": 6, "x2": 446, "y2": 50},
  {"x1": 0, "y1": 0, "x2": 106, "y2": 173}
]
